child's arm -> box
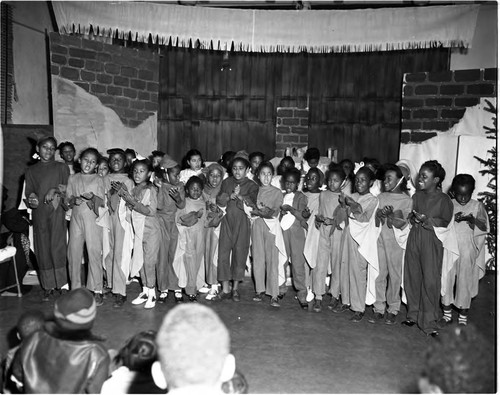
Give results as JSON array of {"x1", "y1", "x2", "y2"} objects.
[
  {"x1": 170, "y1": 184, "x2": 186, "y2": 209},
  {"x1": 456, "y1": 207, "x2": 488, "y2": 231}
]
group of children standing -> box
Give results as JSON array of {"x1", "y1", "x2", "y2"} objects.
[{"x1": 24, "y1": 138, "x2": 489, "y2": 336}]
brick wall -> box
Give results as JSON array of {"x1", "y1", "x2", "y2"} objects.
[
  {"x1": 401, "y1": 68, "x2": 497, "y2": 143},
  {"x1": 49, "y1": 33, "x2": 159, "y2": 128},
  {"x1": 275, "y1": 107, "x2": 309, "y2": 157}
]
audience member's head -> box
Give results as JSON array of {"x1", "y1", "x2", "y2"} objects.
[
  {"x1": 53, "y1": 288, "x2": 97, "y2": 333},
  {"x1": 119, "y1": 330, "x2": 158, "y2": 373},
  {"x1": 221, "y1": 370, "x2": 248, "y2": 394},
  {"x1": 155, "y1": 304, "x2": 235, "y2": 391},
  {"x1": 16, "y1": 310, "x2": 45, "y2": 341},
  {"x1": 418, "y1": 324, "x2": 495, "y2": 393}
]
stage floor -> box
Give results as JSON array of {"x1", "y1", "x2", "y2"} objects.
[{"x1": 0, "y1": 273, "x2": 496, "y2": 393}]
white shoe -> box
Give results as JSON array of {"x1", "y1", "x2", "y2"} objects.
[
  {"x1": 132, "y1": 292, "x2": 148, "y2": 305},
  {"x1": 206, "y1": 289, "x2": 218, "y2": 300},
  {"x1": 198, "y1": 285, "x2": 210, "y2": 294},
  {"x1": 144, "y1": 294, "x2": 156, "y2": 309},
  {"x1": 306, "y1": 287, "x2": 314, "y2": 302}
]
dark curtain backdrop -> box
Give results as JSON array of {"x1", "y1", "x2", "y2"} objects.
[{"x1": 158, "y1": 47, "x2": 449, "y2": 163}]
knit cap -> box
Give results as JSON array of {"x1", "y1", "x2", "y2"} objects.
[
  {"x1": 53, "y1": 288, "x2": 96, "y2": 331},
  {"x1": 234, "y1": 150, "x2": 249, "y2": 162}
]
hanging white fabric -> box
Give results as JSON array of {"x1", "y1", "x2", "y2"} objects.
[{"x1": 51, "y1": 2, "x2": 480, "y2": 53}]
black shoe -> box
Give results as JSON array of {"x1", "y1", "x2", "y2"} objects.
[
  {"x1": 278, "y1": 293, "x2": 286, "y2": 300},
  {"x1": 113, "y1": 294, "x2": 126, "y2": 308},
  {"x1": 215, "y1": 291, "x2": 232, "y2": 301},
  {"x1": 188, "y1": 294, "x2": 198, "y2": 302},
  {"x1": 42, "y1": 289, "x2": 53, "y2": 302},
  {"x1": 385, "y1": 313, "x2": 397, "y2": 325},
  {"x1": 232, "y1": 290, "x2": 240, "y2": 302},
  {"x1": 437, "y1": 317, "x2": 453, "y2": 328},
  {"x1": 401, "y1": 319, "x2": 417, "y2": 327},
  {"x1": 368, "y1": 312, "x2": 384, "y2": 324},
  {"x1": 328, "y1": 297, "x2": 340, "y2": 311},
  {"x1": 332, "y1": 303, "x2": 350, "y2": 314},
  {"x1": 428, "y1": 331, "x2": 439, "y2": 338},
  {"x1": 103, "y1": 287, "x2": 113, "y2": 298},
  {"x1": 313, "y1": 299, "x2": 322, "y2": 313},
  {"x1": 350, "y1": 311, "x2": 364, "y2": 322},
  {"x1": 94, "y1": 293, "x2": 104, "y2": 307},
  {"x1": 253, "y1": 292, "x2": 264, "y2": 302},
  {"x1": 270, "y1": 297, "x2": 280, "y2": 308}
]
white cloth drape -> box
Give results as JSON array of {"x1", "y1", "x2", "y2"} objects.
[{"x1": 52, "y1": 2, "x2": 480, "y2": 53}]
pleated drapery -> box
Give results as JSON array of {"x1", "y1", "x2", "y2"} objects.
[{"x1": 52, "y1": 2, "x2": 480, "y2": 53}]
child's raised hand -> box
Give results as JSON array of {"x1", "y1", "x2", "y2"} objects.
[
  {"x1": 153, "y1": 177, "x2": 162, "y2": 188},
  {"x1": 344, "y1": 194, "x2": 356, "y2": 206},
  {"x1": 110, "y1": 180, "x2": 123, "y2": 191},
  {"x1": 454, "y1": 212, "x2": 463, "y2": 222},
  {"x1": 74, "y1": 196, "x2": 84, "y2": 206},
  {"x1": 381, "y1": 205, "x2": 393, "y2": 216},
  {"x1": 302, "y1": 207, "x2": 311, "y2": 219},
  {"x1": 196, "y1": 208, "x2": 204, "y2": 218},
  {"x1": 412, "y1": 210, "x2": 427, "y2": 224},
  {"x1": 27, "y1": 193, "x2": 39, "y2": 209},
  {"x1": 281, "y1": 204, "x2": 293, "y2": 212},
  {"x1": 168, "y1": 186, "x2": 181, "y2": 201}
]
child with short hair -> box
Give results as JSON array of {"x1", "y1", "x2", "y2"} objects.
[
  {"x1": 179, "y1": 149, "x2": 205, "y2": 184},
  {"x1": 440, "y1": 174, "x2": 488, "y2": 327},
  {"x1": 403, "y1": 160, "x2": 453, "y2": 336},
  {"x1": 251, "y1": 162, "x2": 284, "y2": 307},
  {"x1": 280, "y1": 168, "x2": 308, "y2": 308},
  {"x1": 155, "y1": 155, "x2": 185, "y2": 304},
  {"x1": 272, "y1": 156, "x2": 296, "y2": 190},
  {"x1": 172, "y1": 176, "x2": 207, "y2": 302},
  {"x1": 202, "y1": 163, "x2": 225, "y2": 300},
  {"x1": 302, "y1": 168, "x2": 323, "y2": 303},
  {"x1": 313, "y1": 166, "x2": 347, "y2": 312},
  {"x1": 25, "y1": 136, "x2": 70, "y2": 301},
  {"x1": 248, "y1": 152, "x2": 265, "y2": 181},
  {"x1": 334, "y1": 167, "x2": 379, "y2": 322},
  {"x1": 370, "y1": 164, "x2": 412, "y2": 325},
  {"x1": 97, "y1": 157, "x2": 109, "y2": 177},
  {"x1": 362, "y1": 157, "x2": 382, "y2": 197},
  {"x1": 219, "y1": 151, "x2": 236, "y2": 179},
  {"x1": 150, "y1": 150, "x2": 165, "y2": 169},
  {"x1": 65, "y1": 148, "x2": 105, "y2": 305},
  {"x1": 216, "y1": 154, "x2": 258, "y2": 301},
  {"x1": 117, "y1": 159, "x2": 161, "y2": 309},
  {"x1": 105, "y1": 148, "x2": 135, "y2": 308},
  {"x1": 58, "y1": 141, "x2": 80, "y2": 174}
]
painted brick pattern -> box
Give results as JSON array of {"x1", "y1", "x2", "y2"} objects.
[
  {"x1": 401, "y1": 68, "x2": 497, "y2": 143},
  {"x1": 49, "y1": 33, "x2": 159, "y2": 128},
  {"x1": 275, "y1": 107, "x2": 309, "y2": 157}
]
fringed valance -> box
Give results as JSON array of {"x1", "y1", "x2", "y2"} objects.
[{"x1": 52, "y1": 1, "x2": 480, "y2": 53}]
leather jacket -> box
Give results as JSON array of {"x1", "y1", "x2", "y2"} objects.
[{"x1": 11, "y1": 322, "x2": 110, "y2": 393}]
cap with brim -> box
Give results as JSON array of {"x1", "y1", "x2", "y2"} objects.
[
  {"x1": 107, "y1": 148, "x2": 126, "y2": 155},
  {"x1": 206, "y1": 163, "x2": 225, "y2": 175}
]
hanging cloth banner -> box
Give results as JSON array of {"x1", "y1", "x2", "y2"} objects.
[{"x1": 51, "y1": 2, "x2": 480, "y2": 53}]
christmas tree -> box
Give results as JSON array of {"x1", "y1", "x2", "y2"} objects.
[{"x1": 474, "y1": 99, "x2": 496, "y2": 270}]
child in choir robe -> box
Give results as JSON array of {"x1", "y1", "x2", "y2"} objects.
[
  {"x1": 179, "y1": 149, "x2": 205, "y2": 185},
  {"x1": 117, "y1": 159, "x2": 161, "y2": 309},
  {"x1": 105, "y1": 148, "x2": 135, "y2": 308},
  {"x1": 333, "y1": 167, "x2": 379, "y2": 323},
  {"x1": 65, "y1": 148, "x2": 105, "y2": 305},
  {"x1": 302, "y1": 168, "x2": 323, "y2": 303},
  {"x1": 251, "y1": 162, "x2": 284, "y2": 307},
  {"x1": 313, "y1": 166, "x2": 347, "y2": 313},
  {"x1": 248, "y1": 152, "x2": 265, "y2": 182},
  {"x1": 403, "y1": 160, "x2": 453, "y2": 336},
  {"x1": 25, "y1": 136, "x2": 70, "y2": 301},
  {"x1": 155, "y1": 155, "x2": 186, "y2": 304},
  {"x1": 440, "y1": 174, "x2": 488, "y2": 327},
  {"x1": 369, "y1": 164, "x2": 412, "y2": 325},
  {"x1": 202, "y1": 163, "x2": 225, "y2": 300},
  {"x1": 216, "y1": 153, "x2": 258, "y2": 302},
  {"x1": 58, "y1": 141, "x2": 80, "y2": 175},
  {"x1": 280, "y1": 168, "x2": 309, "y2": 309},
  {"x1": 172, "y1": 176, "x2": 207, "y2": 302}
]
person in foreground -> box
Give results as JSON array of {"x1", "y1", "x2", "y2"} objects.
[
  {"x1": 153, "y1": 304, "x2": 236, "y2": 394},
  {"x1": 10, "y1": 288, "x2": 110, "y2": 393}
]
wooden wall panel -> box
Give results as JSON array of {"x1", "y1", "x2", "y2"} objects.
[{"x1": 159, "y1": 47, "x2": 448, "y2": 164}]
